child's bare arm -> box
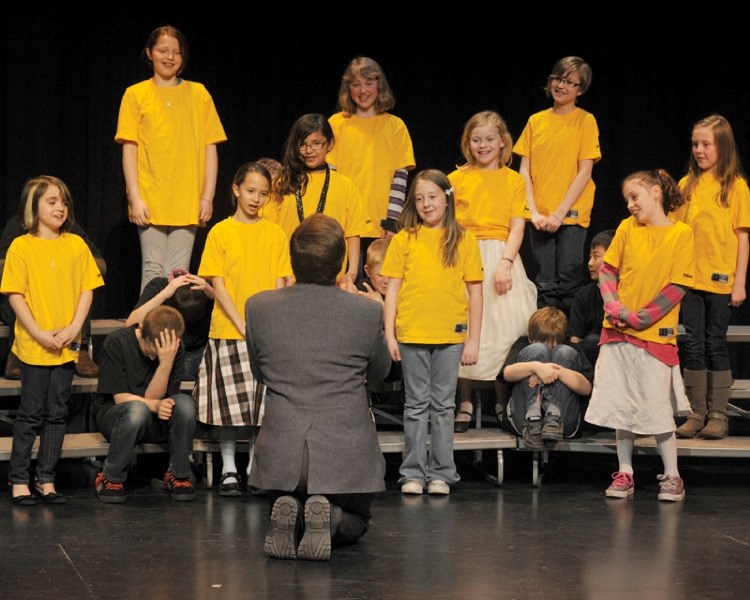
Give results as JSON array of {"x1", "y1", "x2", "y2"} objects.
[
  {"x1": 461, "y1": 280, "x2": 483, "y2": 365},
  {"x1": 556, "y1": 367, "x2": 593, "y2": 396},
  {"x1": 212, "y1": 276, "x2": 245, "y2": 336}
]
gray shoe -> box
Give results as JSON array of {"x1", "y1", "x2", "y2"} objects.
[
  {"x1": 541, "y1": 413, "x2": 563, "y2": 442},
  {"x1": 265, "y1": 496, "x2": 303, "y2": 560},
  {"x1": 522, "y1": 417, "x2": 544, "y2": 451},
  {"x1": 297, "y1": 495, "x2": 332, "y2": 561}
]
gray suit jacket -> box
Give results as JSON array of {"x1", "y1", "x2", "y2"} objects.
[{"x1": 245, "y1": 283, "x2": 391, "y2": 494}]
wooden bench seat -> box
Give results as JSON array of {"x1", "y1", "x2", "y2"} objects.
[{"x1": 0, "y1": 427, "x2": 518, "y2": 489}]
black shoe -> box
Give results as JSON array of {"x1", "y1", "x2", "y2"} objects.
[
  {"x1": 35, "y1": 480, "x2": 67, "y2": 504},
  {"x1": 265, "y1": 496, "x2": 303, "y2": 560},
  {"x1": 163, "y1": 472, "x2": 195, "y2": 502},
  {"x1": 219, "y1": 472, "x2": 242, "y2": 497},
  {"x1": 11, "y1": 494, "x2": 37, "y2": 506},
  {"x1": 453, "y1": 410, "x2": 473, "y2": 433},
  {"x1": 95, "y1": 472, "x2": 126, "y2": 504},
  {"x1": 297, "y1": 495, "x2": 332, "y2": 561}
]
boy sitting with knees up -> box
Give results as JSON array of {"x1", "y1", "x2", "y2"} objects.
[
  {"x1": 498, "y1": 307, "x2": 593, "y2": 451},
  {"x1": 94, "y1": 305, "x2": 196, "y2": 503}
]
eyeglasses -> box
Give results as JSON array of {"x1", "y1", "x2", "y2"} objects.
[
  {"x1": 299, "y1": 140, "x2": 327, "y2": 151},
  {"x1": 549, "y1": 75, "x2": 581, "y2": 89}
]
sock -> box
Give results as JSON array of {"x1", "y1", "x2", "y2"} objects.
[
  {"x1": 615, "y1": 429, "x2": 635, "y2": 474},
  {"x1": 655, "y1": 431, "x2": 679, "y2": 477},
  {"x1": 220, "y1": 439, "x2": 238, "y2": 483}
]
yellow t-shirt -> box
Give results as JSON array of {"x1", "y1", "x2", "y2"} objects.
[
  {"x1": 261, "y1": 168, "x2": 366, "y2": 280},
  {"x1": 381, "y1": 226, "x2": 483, "y2": 344},
  {"x1": 0, "y1": 233, "x2": 104, "y2": 365},
  {"x1": 327, "y1": 112, "x2": 415, "y2": 238},
  {"x1": 672, "y1": 173, "x2": 750, "y2": 294},
  {"x1": 448, "y1": 166, "x2": 526, "y2": 240},
  {"x1": 198, "y1": 218, "x2": 291, "y2": 339},
  {"x1": 115, "y1": 79, "x2": 227, "y2": 226},
  {"x1": 603, "y1": 217, "x2": 694, "y2": 344},
  {"x1": 513, "y1": 107, "x2": 601, "y2": 227}
]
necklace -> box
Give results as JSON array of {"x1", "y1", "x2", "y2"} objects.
[{"x1": 295, "y1": 164, "x2": 330, "y2": 222}]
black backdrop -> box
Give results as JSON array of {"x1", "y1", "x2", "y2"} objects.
[{"x1": 2, "y1": 7, "x2": 750, "y2": 330}]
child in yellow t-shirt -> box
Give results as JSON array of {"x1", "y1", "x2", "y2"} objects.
[
  {"x1": 328, "y1": 56, "x2": 415, "y2": 278},
  {"x1": 449, "y1": 110, "x2": 538, "y2": 433},
  {"x1": 266, "y1": 114, "x2": 366, "y2": 287},
  {"x1": 671, "y1": 115, "x2": 750, "y2": 440},
  {"x1": 1, "y1": 176, "x2": 103, "y2": 505},
  {"x1": 381, "y1": 169, "x2": 483, "y2": 496},
  {"x1": 115, "y1": 25, "x2": 227, "y2": 292},
  {"x1": 194, "y1": 162, "x2": 292, "y2": 497},
  {"x1": 585, "y1": 169, "x2": 694, "y2": 502},
  {"x1": 514, "y1": 56, "x2": 601, "y2": 315}
]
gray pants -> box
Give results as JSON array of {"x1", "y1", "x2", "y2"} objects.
[{"x1": 507, "y1": 343, "x2": 582, "y2": 438}]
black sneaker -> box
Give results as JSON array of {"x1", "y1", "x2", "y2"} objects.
[
  {"x1": 95, "y1": 472, "x2": 126, "y2": 504},
  {"x1": 522, "y1": 417, "x2": 545, "y2": 451},
  {"x1": 541, "y1": 413, "x2": 564, "y2": 442},
  {"x1": 163, "y1": 472, "x2": 196, "y2": 502}
]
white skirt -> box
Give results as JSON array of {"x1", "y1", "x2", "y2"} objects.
[
  {"x1": 459, "y1": 239, "x2": 537, "y2": 381},
  {"x1": 584, "y1": 342, "x2": 690, "y2": 435}
]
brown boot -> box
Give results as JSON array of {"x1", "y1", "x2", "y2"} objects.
[
  {"x1": 4, "y1": 351, "x2": 21, "y2": 380},
  {"x1": 698, "y1": 370, "x2": 733, "y2": 440},
  {"x1": 675, "y1": 369, "x2": 707, "y2": 439},
  {"x1": 75, "y1": 349, "x2": 99, "y2": 378}
]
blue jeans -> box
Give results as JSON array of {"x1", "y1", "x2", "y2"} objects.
[
  {"x1": 398, "y1": 343, "x2": 462, "y2": 486},
  {"x1": 680, "y1": 289, "x2": 731, "y2": 371},
  {"x1": 97, "y1": 393, "x2": 196, "y2": 482},
  {"x1": 527, "y1": 223, "x2": 587, "y2": 314},
  {"x1": 9, "y1": 362, "x2": 75, "y2": 485},
  {"x1": 506, "y1": 343, "x2": 582, "y2": 438}
]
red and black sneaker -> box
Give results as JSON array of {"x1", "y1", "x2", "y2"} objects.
[
  {"x1": 95, "y1": 472, "x2": 126, "y2": 504},
  {"x1": 163, "y1": 472, "x2": 195, "y2": 502}
]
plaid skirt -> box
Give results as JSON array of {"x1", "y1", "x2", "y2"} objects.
[{"x1": 193, "y1": 338, "x2": 265, "y2": 427}]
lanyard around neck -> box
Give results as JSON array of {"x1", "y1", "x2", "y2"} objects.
[{"x1": 296, "y1": 164, "x2": 330, "y2": 223}]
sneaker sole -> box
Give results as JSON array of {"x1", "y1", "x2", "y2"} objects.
[
  {"x1": 522, "y1": 439, "x2": 546, "y2": 451},
  {"x1": 96, "y1": 491, "x2": 126, "y2": 504},
  {"x1": 169, "y1": 492, "x2": 196, "y2": 502},
  {"x1": 541, "y1": 433, "x2": 563, "y2": 442},
  {"x1": 658, "y1": 492, "x2": 685, "y2": 502},
  {"x1": 427, "y1": 483, "x2": 450, "y2": 495},
  {"x1": 605, "y1": 488, "x2": 634, "y2": 499},
  {"x1": 297, "y1": 495, "x2": 331, "y2": 561},
  {"x1": 265, "y1": 497, "x2": 301, "y2": 560}
]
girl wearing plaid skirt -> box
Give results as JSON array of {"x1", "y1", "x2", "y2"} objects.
[{"x1": 194, "y1": 162, "x2": 292, "y2": 496}]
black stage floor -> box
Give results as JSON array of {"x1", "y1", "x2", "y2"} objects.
[{"x1": 1, "y1": 445, "x2": 750, "y2": 600}]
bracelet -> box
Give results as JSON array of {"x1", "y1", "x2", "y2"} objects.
[
  {"x1": 501, "y1": 257, "x2": 514, "y2": 264},
  {"x1": 551, "y1": 213, "x2": 564, "y2": 222}
]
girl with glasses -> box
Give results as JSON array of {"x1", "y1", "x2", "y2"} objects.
[{"x1": 513, "y1": 56, "x2": 601, "y2": 317}]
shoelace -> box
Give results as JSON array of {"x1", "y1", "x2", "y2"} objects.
[
  {"x1": 611, "y1": 472, "x2": 632, "y2": 487},
  {"x1": 103, "y1": 479, "x2": 123, "y2": 492},
  {"x1": 167, "y1": 475, "x2": 192, "y2": 489}
]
